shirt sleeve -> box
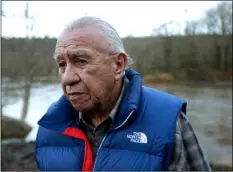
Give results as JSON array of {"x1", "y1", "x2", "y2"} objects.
[{"x1": 168, "y1": 111, "x2": 212, "y2": 171}]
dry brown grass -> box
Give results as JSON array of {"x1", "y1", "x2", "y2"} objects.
[
  {"x1": 143, "y1": 73, "x2": 175, "y2": 84},
  {"x1": 210, "y1": 162, "x2": 233, "y2": 171}
]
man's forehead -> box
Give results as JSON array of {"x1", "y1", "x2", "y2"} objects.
[{"x1": 55, "y1": 27, "x2": 112, "y2": 55}]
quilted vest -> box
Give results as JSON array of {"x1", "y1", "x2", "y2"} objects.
[{"x1": 36, "y1": 68, "x2": 186, "y2": 171}]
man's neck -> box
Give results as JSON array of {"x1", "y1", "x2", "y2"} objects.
[{"x1": 85, "y1": 78, "x2": 124, "y2": 128}]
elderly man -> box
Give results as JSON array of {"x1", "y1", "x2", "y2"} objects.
[{"x1": 35, "y1": 16, "x2": 211, "y2": 171}]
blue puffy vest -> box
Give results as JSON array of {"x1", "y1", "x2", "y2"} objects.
[{"x1": 36, "y1": 68, "x2": 186, "y2": 171}]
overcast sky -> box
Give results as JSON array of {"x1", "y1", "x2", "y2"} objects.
[{"x1": 2, "y1": 1, "x2": 222, "y2": 38}]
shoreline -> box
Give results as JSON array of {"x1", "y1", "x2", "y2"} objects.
[
  {"x1": 143, "y1": 80, "x2": 232, "y2": 88},
  {"x1": 1, "y1": 139, "x2": 232, "y2": 171}
]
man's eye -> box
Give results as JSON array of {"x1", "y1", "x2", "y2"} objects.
[
  {"x1": 58, "y1": 62, "x2": 66, "y2": 68},
  {"x1": 76, "y1": 59, "x2": 87, "y2": 64}
]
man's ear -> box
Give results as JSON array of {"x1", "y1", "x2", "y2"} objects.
[{"x1": 114, "y1": 52, "x2": 128, "y2": 81}]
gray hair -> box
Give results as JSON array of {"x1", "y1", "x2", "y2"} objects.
[{"x1": 63, "y1": 16, "x2": 133, "y2": 67}]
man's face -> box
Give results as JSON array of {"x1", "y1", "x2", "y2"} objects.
[{"x1": 54, "y1": 27, "x2": 125, "y2": 113}]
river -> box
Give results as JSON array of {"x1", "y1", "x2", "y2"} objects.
[{"x1": 2, "y1": 82, "x2": 232, "y2": 165}]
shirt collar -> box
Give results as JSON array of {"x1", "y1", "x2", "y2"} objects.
[{"x1": 79, "y1": 76, "x2": 129, "y2": 124}]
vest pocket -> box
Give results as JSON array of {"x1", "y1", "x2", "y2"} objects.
[
  {"x1": 36, "y1": 146, "x2": 84, "y2": 171},
  {"x1": 94, "y1": 147, "x2": 163, "y2": 171}
]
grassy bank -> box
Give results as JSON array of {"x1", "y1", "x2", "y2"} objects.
[{"x1": 142, "y1": 71, "x2": 232, "y2": 85}]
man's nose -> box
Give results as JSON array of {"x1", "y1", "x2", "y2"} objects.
[{"x1": 61, "y1": 65, "x2": 80, "y2": 86}]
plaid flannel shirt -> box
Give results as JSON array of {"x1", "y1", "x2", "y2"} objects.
[{"x1": 168, "y1": 112, "x2": 211, "y2": 171}]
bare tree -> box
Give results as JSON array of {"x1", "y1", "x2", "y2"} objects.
[
  {"x1": 0, "y1": 2, "x2": 19, "y2": 115},
  {"x1": 19, "y1": 2, "x2": 56, "y2": 121},
  {"x1": 184, "y1": 20, "x2": 201, "y2": 36},
  {"x1": 202, "y1": 1, "x2": 232, "y2": 71},
  {"x1": 204, "y1": 1, "x2": 232, "y2": 35},
  {"x1": 153, "y1": 21, "x2": 175, "y2": 73},
  {"x1": 183, "y1": 9, "x2": 202, "y2": 76},
  {"x1": 216, "y1": 2, "x2": 232, "y2": 35},
  {"x1": 203, "y1": 8, "x2": 218, "y2": 34},
  {"x1": 2, "y1": 2, "x2": 41, "y2": 121},
  {"x1": 183, "y1": 8, "x2": 202, "y2": 36},
  {"x1": 20, "y1": 1, "x2": 38, "y2": 121}
]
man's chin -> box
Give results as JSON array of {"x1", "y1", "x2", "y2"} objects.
[{"x1": 70, "y1": 102, "x2": 92, "y2": 112}]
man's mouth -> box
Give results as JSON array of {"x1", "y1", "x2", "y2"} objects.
[{"x1": 67, "y1": 92, "x2": 84, "y2": 100}]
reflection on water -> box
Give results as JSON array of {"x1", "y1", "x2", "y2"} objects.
[{"x1": 2, "y1": 82, "x2": 232, "y2": 165}]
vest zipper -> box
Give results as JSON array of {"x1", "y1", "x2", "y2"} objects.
[
  {"x1": 92, "y1": 110, "x2": 134, "y2": 171},
  {"x1": 113, "y1": 110, "x2": 134, "y2": 130},
  {"x1": 92, "y1": 134, "x2": 107, "y2": 171}
]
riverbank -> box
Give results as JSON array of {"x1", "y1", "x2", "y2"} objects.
[
  {"x1": 1, "y1": 140, "x2": 37, "y2": 171},
  {"x1": 1, "y1": 115, "x2": 37, "y2": 171},
  {"x1": 142, "y1": 73, "x2": 232, "y2": 86},
  {"x1": 1, "y1": 140, "x2": 232, "y2": 171}
]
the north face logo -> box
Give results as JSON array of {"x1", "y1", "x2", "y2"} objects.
[{"x1": 127, "y1": 132, "x2": 147, "y2": 144}]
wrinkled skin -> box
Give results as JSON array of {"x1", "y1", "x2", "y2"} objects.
[{"x1": 54, "y1": 26, "x2": 127, "y2": 120}]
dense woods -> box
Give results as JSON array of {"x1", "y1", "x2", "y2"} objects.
[{"x1": 2, "y1": 34, "x2": 232, "y2": 81}]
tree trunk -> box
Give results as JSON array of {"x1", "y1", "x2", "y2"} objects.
[
  {"x1": 164, "y1": 37, "x2": 172, "y2": 73},
  {"x1": 220, "y1": 46, "x2": 225, "y2": 71},
  {"x1": 20, "y1": 78, "x2": 32, "y2": 121}
]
